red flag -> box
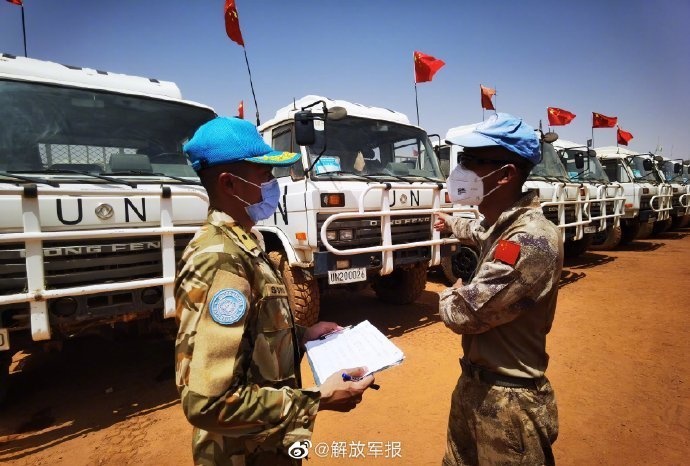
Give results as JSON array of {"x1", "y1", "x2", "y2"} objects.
[
  {"x1": 592, "y1": 112, "x2": 617, "y2": 128},
  {"x1": 414, "y1": 51, "x2": 445, "y2": 83},
  {"x1": 224, "y1": 0, "x2": 244, "y2": 46},
  {"x1": 237, "y1": 100, "x2": 244, "y2": 119},
  {"x1": 6, "y1": 0, "x2": 23, "y2": 5},
  {"x1": 480, "y1": 85, "x2": 496, "y2": 111},
  {"x1": 547, "y1": 107, "x2": 576, "y2": 126},
  {"x1": 617, "y1": 127, "x2": 633, "y2": 146}
]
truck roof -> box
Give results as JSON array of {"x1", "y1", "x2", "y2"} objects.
[
  {"x1": 259, "y1": 95, "x2": 413, "y2": 130},
  {"x1": 552, "y1": 139, "x2": 588, "y2": 150},
  {"x1": 594, "y1": 146, "x2": 643, "y2": 159},
  {"x1": 0, "y1": 53, "x2": 212, "y2": 110}
]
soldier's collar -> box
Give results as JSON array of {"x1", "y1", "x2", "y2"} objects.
[
  {"x1": 207, "y1": 208, "x2": 237, "y2": 228},
  {"x1": 207, "y1": 209, "x2": 261, "y2": 255},
  {"x1": 489, "y1": 191, "x2": 540, "y2": 228}
]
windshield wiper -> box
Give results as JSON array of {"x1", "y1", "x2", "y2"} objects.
[
  {"x1": 1, "y1": 171, "x2": 60, "y2": 187},
  {"x1": 318, "y1": 170, "x2": 380, "y2": 183},
  {"x1": 367, "y1": 172, "x2": 415, "y2": 184},
  {"x1": 105, "y1": 170, "x2": 201, "y2": 185},
  {"x1": 27, "y1": 168, "x2": 138, "y2": 188},
  {"x1": 529, "y1": 174, "x2": 564, "y2": 182}
]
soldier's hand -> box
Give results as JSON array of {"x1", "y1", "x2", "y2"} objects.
[
  {"x1": 434, "y1": 212, "x2": 452, "y2": 233},
  {"x1": 317, "y1": 367, "x2": 375, "y2": 412},
  {"x1": 451, "y1": 277, "x2": 463, "y2": 288},
  {"x1": 302, "y1": 321, "x2": 342, "y2": 345}
]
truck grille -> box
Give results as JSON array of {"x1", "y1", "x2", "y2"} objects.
[
  {"x1": 542, "y1": 205, "x2": 577, "y2": 226},
  {"x1": 316, "y1": 213, "x2": 431, "y2": 251},
  {"x1": 640, "y1": 195, "x2": 652, "y2": 211},
  {"x1": 0, "y1": 234, "x2": 194, "y2": 296}
]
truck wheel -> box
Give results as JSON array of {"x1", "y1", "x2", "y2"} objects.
[
  {"x1": 268, "y1": 251, "x2": 320, "y2": 327},
  {"x1": 373, "y1": 262, "x2": 427, "y2": 305},
  {"x1": 440, "y1": 246, "x2": 479, "y2": 285},
  {"x1": 564, "y1": 234, "x2": 594, "y2": 258},
  {"x1": 590, "y1": 226, "x2": 622, "y2": 251},
  {"x1": 620, "y1": 220, "x2": 640, "y2": 245},
  {"x1": 652, "y1": 218, "x2": 672, "y2": 235},
  {"x1": 0, "y1": 352, "x2": 11, "y2": 405},
  {"x1": 635, "y1": 221, "x2": 654, "y2": 239}
]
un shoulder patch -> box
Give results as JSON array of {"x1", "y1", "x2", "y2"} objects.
[{"x1": 209, "y1": 289, "x2": 247, "y2": 325}]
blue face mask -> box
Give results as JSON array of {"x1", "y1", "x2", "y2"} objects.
[{"x1": 231, "y1": 174, "x2": 280, "y2": 222}]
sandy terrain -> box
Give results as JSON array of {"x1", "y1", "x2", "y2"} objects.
[{"x1": 1, "y1": 229, "x2": 689, "y2": 465}]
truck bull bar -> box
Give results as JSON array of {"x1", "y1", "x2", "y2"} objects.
[
  {"x1": 539, "y1": 183, "x2": 591, "y2": 242},
  {"x1": 319, "y1": 183, "x2": 478, "y2": 276},
  {"x1": 588, "y1": 184, "x2": 626, "y2": 231},
  {"x1": 650, "y1": 185, "x2": 674, "y2": 221},
  {"x1": 0, "y1": 185, "x2": 208, "y2": 342}
]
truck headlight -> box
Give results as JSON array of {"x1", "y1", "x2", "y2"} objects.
[
  {"x1": 339, "y1": 229, "x2": 354, "y2": 240},
  {"x1": 326, "y1": 230, "x2": 337, "y2": 241}
]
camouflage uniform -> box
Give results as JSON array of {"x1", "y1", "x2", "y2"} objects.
[
  {"x1": 440, "y1": 191, "x2": 563, "y2": 466},
  {"x1": 175, "y1": 209, "x2": 319, "y2": 466}
]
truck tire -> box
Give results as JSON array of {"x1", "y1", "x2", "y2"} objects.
[
  {"x1": 440, "y1": 246, "x2": 479, "y2": 285},
  {"x1": 564, "y1": 234, "x2": 594, "y2": 258},
  {"x1": 373, "y1": 262, "x2": 427, "y2": 305},
  {"x1": 590, "y1": 225, "x2": 622, "y2": 251},
  {"x1": 635, "y1": 221, "x2": 654, "y2": 239},
  {"x1": 268, "y1": 251, "x2": 320, "y2": 327},
  {"x1": 620, "y1": 220, "x2": 640, "y2": 245},
  {"x1": 0, "y1": 352, "x2": 11, "y2": 405},
  {"x1": 652, "y1": 218, "x2": 672, "y2": 235}
]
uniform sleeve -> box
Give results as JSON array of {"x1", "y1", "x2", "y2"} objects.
[
  {"x1": 448, "y1": 216, "x2": 481, "y2": 248},
  {"x1": 438, "y1": 231, "x2": 559, "y2": 334},
  {"x1": 175, "y1": 251, "x2": 320, "y2": 449}
]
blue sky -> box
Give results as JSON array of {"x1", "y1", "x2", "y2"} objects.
[{"x1": 2, "y1": 0, "x2": 688, "y2": 157}]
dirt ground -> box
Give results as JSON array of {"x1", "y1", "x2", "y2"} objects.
[{"x1": 1, "y1": 229, "x2": 689, "y2": 465}]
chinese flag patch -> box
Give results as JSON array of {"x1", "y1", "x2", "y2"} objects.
[{"x1": 494, "y1": 240, "x2": 521, "y2": 266}]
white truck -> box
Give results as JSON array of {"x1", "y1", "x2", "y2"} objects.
[
  {"x1": 256, "y1": 96, "x2": 465, "y2": 325},
  {"x1": 0, "y1": 53, "x2": 216, "y2": 400},
  {"x1": 658, "y1": 156, "x2": 690, "y2": 229},
  {"x1": 595, "y1": 147, "x2": 673, "y2": 241},
  {"x1": 441, "y1": 124, "x2": 595, "y2": 260},
  {"x1": 553, "y1": 140, "x2": 625, "y2": 250}
]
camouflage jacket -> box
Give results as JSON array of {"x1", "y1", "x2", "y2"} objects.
[
  {"x1": 175, "y1": 209, "x2": 320, "y2": 465},
  {"x1": 439, "y1": 191, "x2": 564, "y2": 378}
]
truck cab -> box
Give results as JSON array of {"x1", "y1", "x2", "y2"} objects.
[
  {"x1": 658, "y1": 156, "x2": 690, "y2": 228},
  {"x1": 554, "y1": 140, "x2": 625, "y2": 250},
  {"x1": 0, "y1": 53, "x2": 216, "y2": 400},
  {"x1": 256, "y1": 96, "x2": 464, "y2": 325},
  {"x1": 595, "y1": 147, "x2": 673, "y2": 241}
]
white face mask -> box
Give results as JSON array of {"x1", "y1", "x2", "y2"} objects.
[{"x1": 447, "y1": 164, "x2": 507, "y2": 205}]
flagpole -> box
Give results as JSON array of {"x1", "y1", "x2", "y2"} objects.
[
  {"x1": 242, "y1": 47, "x2": 260, "y2": 126},
  {"x1": 20, "y1": 3, "x2": 27, "y2": 57},
  {"x1": 494, "y1": 85, "x2": 497, "y2": 113},
  {"x1": 414, "y1": 82, "x2": 420, "y2": 126}
]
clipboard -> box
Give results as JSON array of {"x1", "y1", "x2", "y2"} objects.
[{"x1": 304, "y1": 320, "x2": 404, "y2": 385}]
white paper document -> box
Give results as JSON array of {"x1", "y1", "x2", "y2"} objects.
[{"x1": 305, "y1": 320, "x2": 404, "y2": 385}]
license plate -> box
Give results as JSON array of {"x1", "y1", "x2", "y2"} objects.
[
  {"x1": 0, "y1": 328, "x2": 9, "y2": 351},
  {"x1": 328, "y1": 267, "x2": 367, "y2": 284},
  {"x1": 584, "y1": 226, "x2": 597, "y2": 233}
]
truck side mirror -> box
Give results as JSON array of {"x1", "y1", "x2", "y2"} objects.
[
  {"x1": 575, "y1": 153, "x2": 585, "y2": 169},
  {"x1": 674, "y1": 163, "x2": 682, "y2": 173},
  {"x1": 587, "y1": 149, "x2": 596, "y2": 157},
  {"x1": 642, "y1": 159, "x2": 653, "y2": 171},
  {"x1": 294, "y1": 111, "x2": 316, "y2": 146}
]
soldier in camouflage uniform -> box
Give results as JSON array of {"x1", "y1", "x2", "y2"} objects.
[
  {"x1": 435, "y1": 114, "x2": 563, "y2": 465},
  {"x1": 176, "y1": 117, "x2": 374, "y2": 465}
]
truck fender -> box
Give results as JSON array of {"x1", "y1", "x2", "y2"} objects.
[{"x1": 253, "y1": 226, "x2": 301, "y2": 265}]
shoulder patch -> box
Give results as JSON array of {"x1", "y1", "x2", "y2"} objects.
[
  {"x1": 494, "y1": 239, "x2": 521, "y2": 266},
  {"x1": 208, "y1": 288, "x2": 247, "y2": 325}
]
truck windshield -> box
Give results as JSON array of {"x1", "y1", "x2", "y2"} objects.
[
  {"x1": 0, "y1": 79, "x2": 215, "y2": 180},
  {"x1": 558, "y1": 149, "x2": 609, "y2": 182},
  {"x1": 529, "y1": 142, "x2": 570, "y2": 181},
  {"x1": 660, "y1": 160, "x2": 683, "y2": 182},
  {"x1": 626, "y1": 156, "x2": 663, "y2": 182},
  {"x1": 306, "y1": 116, "x2": 444, "y2": 181}
]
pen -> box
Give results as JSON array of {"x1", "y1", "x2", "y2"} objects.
[
  {"x1": 318, "y1": 325, "x2": 353, "y2": 340},
  {"x1": 342, "y1": 372, "x2": 380, "y2": 390}
]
